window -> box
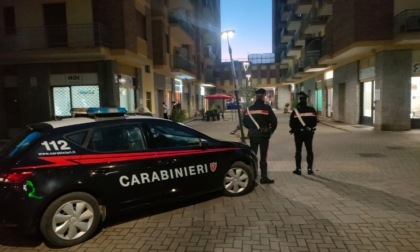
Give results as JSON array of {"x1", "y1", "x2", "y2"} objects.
[
  {"x1": 66, "y1": 131, "x2": 88, "y2": 146},
  {"x1": 148, "y1": 121, "x2": 200, "y2": 149},
  {"x1": 3, "y1": 7, "x2": 16, "y2": 35},
  {"x1": 1, "y1": 130, "x2": 43, "y2": 158},
  {"x1": 53, "y1": 86, "x2": 100, "y2": 117},
  {"x1": 146, "y1": 92, "x2": 152, "y2": 111},
  {"x1": 136, "y1": 11, "x2": 147, "y2": 40},
  {"x1": 88, "y1": 125, "x2": 146, "y2": 152}
]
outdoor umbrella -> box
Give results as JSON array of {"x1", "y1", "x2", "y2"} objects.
[{"x1": 204, "y1": 93, "x2": 233, "y2": 100}]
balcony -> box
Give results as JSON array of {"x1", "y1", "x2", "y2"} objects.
[
  {"x1": 286, "y1": 41, "x2": 303, "y2": 58},
  {"x1": 302, "y1": 8, "x2": 328, "y2": 35},
  {"x1": 0, "y1": 23, "x2": 110, "y2": 52},
  {"x1": 287, "y1": 13, "x2": 303, "y2": 31},
  {"x1": 318, "y1": 0, "x2": 333, "y2": 16},
  {"x1": 296, "y1": 0, "x2": 313, "y2": 14},
  {"x1": 0, "y1": 23, "x2": 110, "y2": 64},
  {"x1": 280, "y1": 28, "x2": 294, "y2": 43},
  {"x1": 169, "y1": 9, "x2": 196, "y2": 45},
  {"x1": 171, "y1": 53, "x2": 196, "y2": 80},
  {"x1": 394, "y1": 9, "x2": 420, "y2": 45}
]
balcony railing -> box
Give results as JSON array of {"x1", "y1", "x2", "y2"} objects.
[
  {"x1": 172, "y1": 54, "x2": 196, "y2": 74},
  {"x1": 301, "y1": 8, "x2": 328, "y2": 33},
  {"x1": 169, "y1": 11, "x2": 196, "y2": 39},
  {"x1": 0, "y1": 23, "x2": 110, "y2": 52},
  {"x1": 394, "y1": 9, "x2": 420, "y2": 34}
]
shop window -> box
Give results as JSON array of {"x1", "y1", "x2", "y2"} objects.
[{"x1": 53, "y1": 86, "x2": 100, "y2": 117}]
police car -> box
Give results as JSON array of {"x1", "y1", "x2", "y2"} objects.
[{"x1": 0, "y1": 108, "x2": 257, "y2": 247}]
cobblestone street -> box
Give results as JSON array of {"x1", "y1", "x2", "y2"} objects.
[{"x1": 1, "y1": 111, "x2": 419, "y2": 251}]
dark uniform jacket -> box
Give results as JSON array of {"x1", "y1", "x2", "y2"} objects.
[
  {"x1": 243, "y1": 100, "x2": 278, "y2": 138},
  {"x1": 289, "y1": 102, "x2": 317, "y2": 133}
]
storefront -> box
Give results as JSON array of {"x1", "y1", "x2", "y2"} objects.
[{"x1": 50, "y1": 73, "x2": 100, "y2": 117}]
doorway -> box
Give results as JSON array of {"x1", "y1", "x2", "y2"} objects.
[{"x1": 360, "y1": 81, "x2": 375, "y2": 125}]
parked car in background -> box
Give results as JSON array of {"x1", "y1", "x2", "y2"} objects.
[{"x1": 0, "y1": 108, "x2": 257, "y2": 247}]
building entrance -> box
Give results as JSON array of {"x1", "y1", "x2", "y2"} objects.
[{"x1": 360, "y1": 81, "x2": 375, "y2": 125}]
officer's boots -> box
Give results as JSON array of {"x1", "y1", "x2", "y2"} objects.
[
  {"x1": 307, "y1": 155, "x2": 314, "y2": 175},
  {"x1": 260, "y1": 167, "x2": 274, "y2": 184},
  {"x1": 293, "y1": 155, "x2": 302, "y2": 175}
]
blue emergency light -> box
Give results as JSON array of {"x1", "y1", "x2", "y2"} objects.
[
  {"x1": 86, "y1": 107, "x2": 128, "y2": 114},
  {"x1": 71, "y1": 107, "x2": 128, "y2": 119}
]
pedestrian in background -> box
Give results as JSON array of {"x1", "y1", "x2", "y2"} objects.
[
  {"x1": 162, "y1": 102, "x2": 168, "y2": 119},
  {"x1": 289, "y1": 91, "x2": 318, "y2": 175},
  {"x1": 243, "y1": 89, "x2": 278, "y2": 184}
]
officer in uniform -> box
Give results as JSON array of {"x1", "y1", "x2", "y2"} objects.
[
  {"x1": 289, "y1": 91, "x2": 318, "y2": 175},
  {"x1": 243, "y1": 88, "x2": 278, "y2": 184}
]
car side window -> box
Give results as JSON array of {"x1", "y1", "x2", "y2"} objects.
[
  {"x1": 148, "y1": 121, "x2": 200, "y2": 149},
  {"x1": 87, "y1": 124, "x2": 146, "y2": 152},
  {"x1": 66, "y1": 131, "x2": 88, "y2": 146}
]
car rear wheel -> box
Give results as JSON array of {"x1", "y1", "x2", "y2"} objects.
[
  {"x1": 40, "y1": 192, "x2": 101, "y2": 247},
  {"x1": 223, "y1": 161, "x2": 254, "y2": 196}
]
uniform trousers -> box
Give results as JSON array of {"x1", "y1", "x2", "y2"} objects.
[
  {"x1": 249, "y1": 137, "x2": 270, "y2": 178},
  {"x1": 294, "y1": 131, "x2": 314, "y2": 170}
]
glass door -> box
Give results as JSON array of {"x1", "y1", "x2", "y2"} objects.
[{"x1": 360, "y1": 81, "x2": 374, "y2": 125}]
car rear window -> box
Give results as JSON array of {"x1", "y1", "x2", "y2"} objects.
[{"x1": 0, "y1": 129, "x2": 44, "y2": 159}]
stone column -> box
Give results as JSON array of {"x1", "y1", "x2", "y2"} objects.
[{"x1": 375, "y1": 50, "x2": 412, "y2": 130}]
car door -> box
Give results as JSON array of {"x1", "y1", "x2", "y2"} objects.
[
  {"x1": 145, "y1": 120, "x2": 224, "y2": 200},
  {"x1": 84, "y1": 123, "x2": 162, "y2": 213}
]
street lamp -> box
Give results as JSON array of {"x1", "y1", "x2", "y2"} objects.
[{"x1": 221, "y1": 30, "x2": 246, "y2": 144}]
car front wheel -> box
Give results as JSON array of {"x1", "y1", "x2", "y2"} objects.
[
  {"x1": 223, "y1": 161, "x2": 254, "y2": 196},
  {"x1": 40, "y1": 192, "x2": 101, "y2": 247}
]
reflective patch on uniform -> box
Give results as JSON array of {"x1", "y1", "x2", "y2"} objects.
[{"x1": 248, "y1": 110, "x2": 269, "y2": 115}]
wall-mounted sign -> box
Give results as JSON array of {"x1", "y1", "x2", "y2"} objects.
[
  {"x1": 360, "y1": 67, "x2": 375, "y2": 80},
  {"x1": 50, "y1": 73, "x2": 98, "y2": 86}
]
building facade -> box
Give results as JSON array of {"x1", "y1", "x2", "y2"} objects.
[
  {"x1": 273, "y1": 0, "x2": 420, "y2": 130},
  {"x1": 0, "y1": 0, "x2": 221, "y2": 139}
]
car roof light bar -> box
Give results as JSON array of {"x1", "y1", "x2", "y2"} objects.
[{"x1": 71, "y1": 107, "x2": 128, "y2": 120}]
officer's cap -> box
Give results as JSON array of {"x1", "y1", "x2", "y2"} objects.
[
  {"x1": 297, "y1": 91, "x2": 308, "y2": 99},
  {"x1": 255, "y1": 88, "x2": 266, "y2": 95}
]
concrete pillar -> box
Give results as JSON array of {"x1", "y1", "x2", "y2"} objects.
[
  {"x1": 97, "y1": 60, "x2": 118, "y2": 107},
  {"x1": 375, "y1": 50, "x2": 412, "y2": 131}
]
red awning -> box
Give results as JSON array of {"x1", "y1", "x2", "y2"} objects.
[{"x1": 204, "y1": 93, "x2": 234, "y2": 100}]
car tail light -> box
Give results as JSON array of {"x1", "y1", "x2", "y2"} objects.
[{"x1": 0, "y1": 171, "x2": 33, "y2": 184}]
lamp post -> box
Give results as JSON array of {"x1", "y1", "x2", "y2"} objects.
[{"x1": 221, "y1": 30, "x2": 246, "y2": 144}]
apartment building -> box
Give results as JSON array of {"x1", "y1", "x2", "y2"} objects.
[
  {"x1": 0, "y1": 0, "x2": 221, "y2": 139},
  {"x1": 214, "y1": 54, "x2": 290, "y2": 108},
  {"x1": 273, "y1": 0, "x2": 420, "y2": 130}
]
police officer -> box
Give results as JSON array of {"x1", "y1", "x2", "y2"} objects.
[
  {"x1": 243, "y1": 88, "x2": 278, "y2": 184},
  {"x1": 289, "y1": 91, "x2": 318, "y2": 175}
]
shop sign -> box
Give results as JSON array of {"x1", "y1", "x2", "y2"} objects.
[
  {"x1": 50, "y1": 73, "x2": 98, "y2": 85},
  {"x1": 359, "y1": 67, "x2": 375, "y2": 80}
]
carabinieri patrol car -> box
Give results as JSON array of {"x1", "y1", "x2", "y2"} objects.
[{"x1": 0, "y1": 108, "x2": 257, "y2": 247}]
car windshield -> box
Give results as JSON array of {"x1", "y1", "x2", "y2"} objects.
[{"x1": 0, "y1": 128, "x2": 44, "y2": 159}]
